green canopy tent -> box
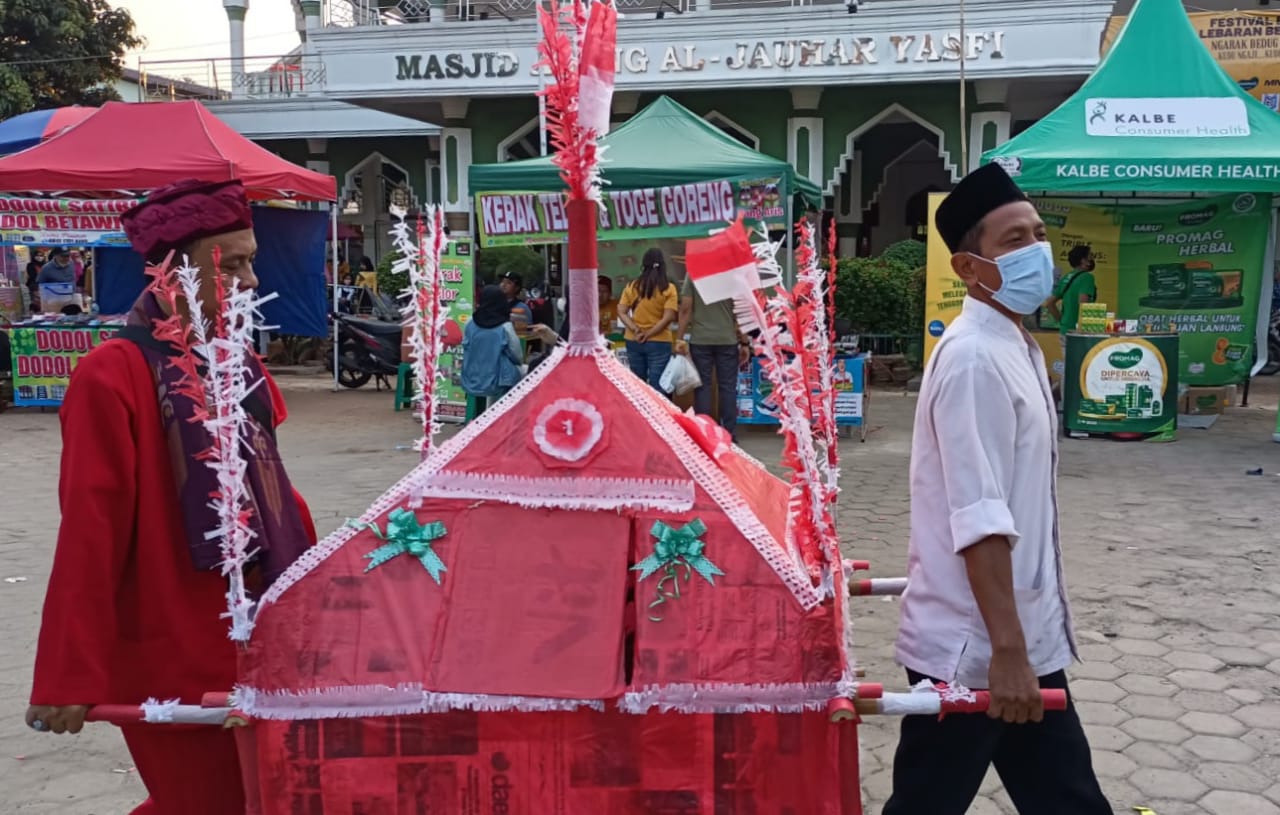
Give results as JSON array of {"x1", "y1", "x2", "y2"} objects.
[
  {"x1": 470, "y1": 96, "x2": 821, "y2": 281},
  {"x1": 982, "y1": 0, "x2": 1279, "y2": 385},
  {"x1": 982, "y1": 0, "x2": 1280, "y2": 194},
  {"x1": 470, "y1": 95, "x2": 822, "y2": 203}
]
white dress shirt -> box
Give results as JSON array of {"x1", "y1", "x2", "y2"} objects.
[{"x1": 896, "y1": 296, "x2": 1076, "y2": 688}]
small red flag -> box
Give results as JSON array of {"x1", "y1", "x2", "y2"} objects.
[{"x1": 684, "y1": 217, "x2": 762, "y2": 304}]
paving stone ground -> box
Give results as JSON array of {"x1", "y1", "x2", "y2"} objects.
[{"x1": 1, "y1": 373, "x2": 1278, "y2": 814}]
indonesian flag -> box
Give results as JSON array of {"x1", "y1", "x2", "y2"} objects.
[
  {"x1": 684, "y1": 217, "x2": 763, "y2": 304},
  {"x1": 578, "y1": 1, "x2": 617, "y2": 139}
]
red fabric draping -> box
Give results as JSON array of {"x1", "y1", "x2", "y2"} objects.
[{"x1": 243, "y1": 710, "x2": 862, "y2": 815}]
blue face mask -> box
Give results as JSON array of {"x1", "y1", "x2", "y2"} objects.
[{"x1": 973, "y1": 241, "x2": 1055, "y2": 315}]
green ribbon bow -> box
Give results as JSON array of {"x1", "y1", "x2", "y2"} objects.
[
  {"x1": 351, "y1": 508, "x2": 447, "y2": 584},
  {"x1": 632, "y1": 519, "x2": 723, "y2": 621}
]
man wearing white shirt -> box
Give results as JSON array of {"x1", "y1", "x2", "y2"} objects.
[{"x1": 884, "y1": 163, "x2": 1110, "y2": 815}]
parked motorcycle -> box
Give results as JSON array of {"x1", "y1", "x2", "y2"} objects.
[{"x1": 326, "y1": 310, "x2": 404, "y2": 390}]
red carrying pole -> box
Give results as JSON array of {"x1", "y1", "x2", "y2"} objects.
[{"x1": 85, "y1": 704, "x2": 232, "y2": 726}]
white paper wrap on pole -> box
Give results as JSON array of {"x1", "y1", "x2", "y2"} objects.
[
  {"x1": 850, "y1": 577, "x2": 909, "y2": 597},
  {"x1": 566, "y1": 201, "x2": 600, "y2": 350},
  {"x1": 88, "y1": 703, "x2": 235, "y2": 726},
  {"x1": 877, "y1": 693, "x2": 944, "y2": 716}
]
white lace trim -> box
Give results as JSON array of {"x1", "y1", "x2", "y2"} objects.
[
  {"x1": 563, "y1": 334, "x2": 610, "y2": 356},
  {"x1": 595, "y1": 350, "x2": 822, "y2": 609},
  {"x1": 234, "y1": 684, "x2": 605, "y2": 720},
  {"x1": 620, "y1": 682, "x2": 843, "y2": 714},
  {"x1": 257, "y1": 347, "x2": 571, "y2": 613},
  {"x1": 260, "y1": 344, "x2": 821, "y2": 615},
  {"x1": 414, "y1": 471, "x2": 695, "y2": 512}
]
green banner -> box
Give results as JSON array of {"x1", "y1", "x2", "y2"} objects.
[
  {"x1": 9, "y1": 326, "x2": 118, "y2": 406},
  {"x1": 1063, "y1": 333, "x2": 1179, "y2": 436},
  {"x1": 1115, "y1": 193, "x2": 1270, "y2": 386},
  {"x1": 475, "y1": 176, "x2": 784, "y2": 247},
  {"x1": 437, "y1": 241, "x2": 475, "y2": 422}
]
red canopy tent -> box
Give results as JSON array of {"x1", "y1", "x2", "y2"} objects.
[{"x1": 0, "y1": 100, "x2": 335, "y2": 201}]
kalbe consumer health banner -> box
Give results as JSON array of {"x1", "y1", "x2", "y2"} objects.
[
  {"x1": 924, "y1": 193, "x2": 1270, "y2": 386},
  {"x1": 476, "y1": 177, "x2": 784, "y2": 247},
  {"x1": 1117, "y1": 193, "x2": 1270, "y2": 386}
]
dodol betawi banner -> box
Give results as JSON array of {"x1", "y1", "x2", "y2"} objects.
[
  {"x1": 475, "y1": 177, "x2": 784, "y2": 247},
  {"x1": 9, "y1": 326, "x2": 118, "y2": 406},
  {"x1": 0, "y1": 197, "x2": 138, "y2": 247}
]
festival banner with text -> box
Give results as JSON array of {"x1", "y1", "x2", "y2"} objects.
[
  {"x1": 9, "y1": 326, "x2": 118, "y2": 407},
  {"x1": 475, "y1": 177, "x2": 785, "y2": 247},
  {"x1": 1105, "y1": 11, "x2": 1280, "y2": 113},
  {"x1": 1114, "y1": 193, "x2": 1270, "y2": 387},
  {"x1": 925, "y1": 193, "x2": 1270, "y2": 386},
  {"x1": 0, "y1": 197, "x2": 138, "y2": 247},
  {"x1": 437, "y1": 241, "x2": 475, "y2": 422}
]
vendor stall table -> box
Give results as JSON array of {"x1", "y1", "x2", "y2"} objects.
[
  {"x1": 5, "y1": 321, "x2": 120, "y2": 407},
  {"x1": 1062, "y1": 332, "x2": 1179, "y2": 439}
]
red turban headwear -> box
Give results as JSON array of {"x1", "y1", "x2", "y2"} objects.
[{"x1": 121, "y1": 179, "x2": 254, "y2": 264}]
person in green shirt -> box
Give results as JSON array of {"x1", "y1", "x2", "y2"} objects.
[
  {"x1": 676, "y1": 276, "x2": 750, "y2": 442},
  {"x1": 1045, "y1": 244, "x2": 1097, "y2": 356}
]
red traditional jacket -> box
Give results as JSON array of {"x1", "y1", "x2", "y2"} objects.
[{"x1": 31, "y1": 340, "x2": 317, "y2": 707}]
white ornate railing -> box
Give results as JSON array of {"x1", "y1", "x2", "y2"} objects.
[
  {"x1": 135, "y1": 57, "x2": 326, "y2": 101},
  {"x1": 323, "y1": 0, "x2": 849, "y2": 27}
]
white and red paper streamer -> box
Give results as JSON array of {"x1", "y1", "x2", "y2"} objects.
[
  {"x1": 147, "y1": 248, "x2": 278, "y2": 641},
  {"x1": 537, "y1": 0, "x2": 617, "y2": 349},
  {"x1": 390, "y1": 204, "x2": 450, "y2": 455}
]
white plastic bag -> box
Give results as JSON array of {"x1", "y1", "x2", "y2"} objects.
[{"x1": 660, "y1": 353, "x2": 702, "y2": 395}]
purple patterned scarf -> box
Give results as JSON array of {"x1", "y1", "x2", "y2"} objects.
[{"x1": 121, "y1": 292, "x2": 311, "y2": 589}]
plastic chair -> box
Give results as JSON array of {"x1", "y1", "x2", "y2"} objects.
[
  {"x1": 397, "y1": 365, "x2": 481, "y2": 423},
  {"x1": 394, "y1": 363, "x2": 414, "y2": 411}
]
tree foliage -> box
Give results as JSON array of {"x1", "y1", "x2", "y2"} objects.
[
  {"x1": 878, "y1": 238, "x2": 927, "y2": 270},
  {"x1": 376, "y1": 249, "x2": 407, "y2": 298},
  {"x1": 833, "y1": 255, "x2": 925, "y2": 337},
  {"x1": 476, "y1": 245, "x2": 545, "y2": 287},
  {"x1": 0, "y1": 0, "x2": 141, "y2": 119}
]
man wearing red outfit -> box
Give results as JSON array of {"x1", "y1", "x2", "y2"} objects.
[{"x1": 25, "y1": 179, "x2": 317, "y2": 815}]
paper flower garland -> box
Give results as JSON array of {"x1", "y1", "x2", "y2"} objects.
[
  {"x1": 532, "y1": 398, "x2": 605, "y2": 462},
  {"x1": 633, "y1": 519, "x2": 723, "y2": 622},
  {"x1": 352, "y1": 508, "x2": 448, "y2": 584}
]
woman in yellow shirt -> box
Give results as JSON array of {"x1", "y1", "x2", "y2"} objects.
[{"x1": 618, "y1": 248, "x2": 678, "y2": 393}]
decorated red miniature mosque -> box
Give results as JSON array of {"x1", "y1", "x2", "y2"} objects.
[{"x1": 81, "y1": 2, "x2": 1064, "y2": 811}]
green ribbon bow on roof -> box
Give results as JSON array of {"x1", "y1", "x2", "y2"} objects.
[
  {"x1": 351, "y1": 508, "x2": 447, "y2": 584},
  {"x1": 632, "y1": 519, "x2": 723, "y2": 621}
]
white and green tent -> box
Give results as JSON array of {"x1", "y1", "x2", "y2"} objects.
[{"x1": 983, "y1": 0, "x2": 1280, "y2": 194}]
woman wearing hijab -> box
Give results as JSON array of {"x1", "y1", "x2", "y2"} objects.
[
  {"x1": 461, "y1": 285, "x2": 525, "y2": 415},
  {"x1": 618, "y1": 247, "x2": 678, "y2": 393}
]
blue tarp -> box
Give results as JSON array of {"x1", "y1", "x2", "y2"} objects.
[{"x1": 94, "y1": 207, "x2": 329, "y2": 337}]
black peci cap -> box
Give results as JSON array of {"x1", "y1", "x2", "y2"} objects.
[{"x1": 935, "y1": 163, "x2": 1028, "y2": 253}]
